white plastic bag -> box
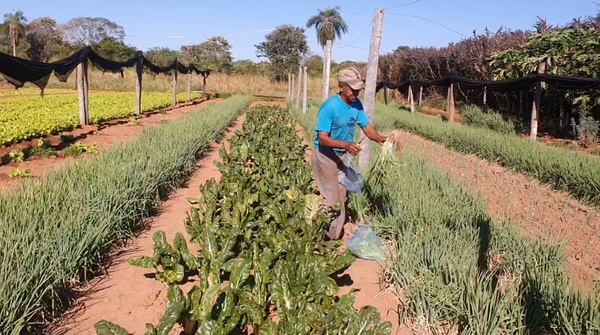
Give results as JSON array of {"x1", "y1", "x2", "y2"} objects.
[{"x1": 338, "y1": 157, "x2": 364, "y2": 194}]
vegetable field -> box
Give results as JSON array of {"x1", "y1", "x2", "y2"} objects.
[
  {"x1": 0, "y1": 88, "x2": 202, "y2": 145},
  {"x1": 1, "y1": 93, "x2": 599, "y2": 334}
]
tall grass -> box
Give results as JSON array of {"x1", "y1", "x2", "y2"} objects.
[
  {"x1": 37, "y1": 69, "x2": 330, "y2": 98},
  {"x1": 0, "y1": 95, "x2": 250, "y2": 334},
  {"x1": 461, "y1": 104, "x2": 517, "y2": 135}
]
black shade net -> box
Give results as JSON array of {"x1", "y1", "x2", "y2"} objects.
[
  {"x1": 377, "y1": 73, "x2": 600, "y2": 93},
  {"x1": 0, "y1": 47, "x2": 211, "y2": 92}
]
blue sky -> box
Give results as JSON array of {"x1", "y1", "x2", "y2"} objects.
[{"x1": 2, "y1": 0, "x2": 598, "y2": 62}]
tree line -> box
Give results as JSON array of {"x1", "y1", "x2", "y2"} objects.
[
  {"x1": 0, "y1": 8, "x2": 362, "y2": 81},
  {"x1": 379, "y1": 10, "x2": 600, "y2": 138}
]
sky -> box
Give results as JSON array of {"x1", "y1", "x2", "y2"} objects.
[{"x1": 2, "y1": 0, "x2": 599, "y2": 63}]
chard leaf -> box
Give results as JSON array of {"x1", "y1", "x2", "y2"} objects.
[
  {"x1": 229, "y1": 258, "x2": 252, "y2": 290},
  {"x1": 144, "y1": 323, "x2": 156, "y2": 335},
  {"x1": 195, "y1": 320, "x2": 217, "y2": 335},
  {"x1": 156, "y1": 264, "x2": 185, "y2": 284},
  {"x1": 94, "y1": 320, "x2": 130, "y2": 335},
  {"x1": 191, "y1": 282, "x2": 220, "y2": 321},
  {"x1": 304, "y1": 194, "x2": 323, "y2": 223},
  {"x1": 284, "y1": 188, "x2": 301, "y2": 201},
  {"x1": 128, "y1": 256, "x2": 157, "y2": 269},
  {"x1": 350, "y1": 306, "x2": 392, "y2": 335},
  {"x1": 155, "y1": 286, "x2": 186, "y2": 335}
]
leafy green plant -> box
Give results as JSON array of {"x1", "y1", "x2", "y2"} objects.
[
  {"x1": 29, "y1": 139, "x2": 55, "y2": 157},
  {"x1": 60, "y1": 134, "x2": 77, "y2": 144},
  {"x1": 8, "y1": 150, "x2": 25, "y2": 163},
  {"x1": 129, "y1": 232, "x2": 199, "y2": 285},
  {"x1": 8, "y1": 168, "x2": 31, "y2": 179},
  {"x1": 128, "y1": 117, "x2": 141, "y2": 126},
  {"x1": 63, "y1": 142, "x2": 99, "y2": 157}
]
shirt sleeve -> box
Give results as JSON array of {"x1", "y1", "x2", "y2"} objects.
[{"x1": 315, "y1": 103, "x2": 333, "y2": 133}]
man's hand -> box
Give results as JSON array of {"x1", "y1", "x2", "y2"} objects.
[{"x1": 345, "y1": 142, "x2": 362, "y2": 156}]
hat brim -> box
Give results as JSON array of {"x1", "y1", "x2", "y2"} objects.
[{"x1": 347, "y1": 81, "x2": 365, "y2": 90}]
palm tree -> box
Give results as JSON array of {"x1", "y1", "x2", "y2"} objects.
[
  {"x1": 2, "y1": 11, "x2": 27, "y2": 56},
  {"x1": 306, "y1": 6, "x2": 349, "y2": 48},
  {"x1": 306, "y1": 7, "x2": 348, "y2": 99}
]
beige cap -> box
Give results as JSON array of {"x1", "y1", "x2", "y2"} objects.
[{"x1": 338, "y1": 67, "x2": 365, "y2": 90}]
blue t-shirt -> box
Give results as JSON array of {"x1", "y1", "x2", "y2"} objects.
[{"x1": 314, "y1": 94, "x2": 370, "y2": 153}]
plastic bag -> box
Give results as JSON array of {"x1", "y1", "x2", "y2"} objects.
[
  {"x1": 347, "y1": 224, "x2": 387, "y2": 261},
  {"x1": 338, "y1": 161, "x2": 364, "y2": 194}
]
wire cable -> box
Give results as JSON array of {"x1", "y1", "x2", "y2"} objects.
[{"x1": 386, "y1": 13, "x2": 468, "y2": 37}]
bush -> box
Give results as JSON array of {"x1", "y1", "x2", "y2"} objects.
[{"x1": 461, "y1": 105, "x2": 516, "y2": 135}]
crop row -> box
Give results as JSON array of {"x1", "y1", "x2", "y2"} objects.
[
  {"x1": 96, "y1": 105, "x2": 391, "y2": 335},
  {"x1": 381, "y1": 105, "x2": 600, "y2": 209},
  {"x1": 0, "y1": 95, "x2": 249, "y2": 334},
  {"x1": 0, "y1": 90, "x2": 201, "y2": 145},
  {"x1": 364, "y1": 141, "x2": 600, "y2": 333}
]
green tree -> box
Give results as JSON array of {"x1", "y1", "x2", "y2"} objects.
[
  {"x1": 92, "y1": 36, "x2": 137, "y2": 60},
  {"x1": 232, "y1": 59, "x2": 268, "y2": 75},
  {"x1": 180, "y1": 36, "x2": 232, "y2": 72},
  {"x1": 144, "y1": 47, "x2": 179, "y2": 67},
  {"x1": 1, "y1": 11, "x2": 28, "y2": 56},
  {"x1": 26, "y1": 17, "x2": 64, "y2": 61},
  {"x1": 304, "y1": 54, "x2": 324, "y2": 76},
  {"x1": 306, "y1": 6, "x2": 348, "y2": 48},
  {"x1": 255, "y1": 24, "x2": 309, "y2": 80},
  {"x1": 60, "y1": 17, "x2": 125, "y2": 46}
]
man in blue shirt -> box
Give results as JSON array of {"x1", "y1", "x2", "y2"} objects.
[{"x1": 312, "y1": 67, "x2": 389, "y2": 240}]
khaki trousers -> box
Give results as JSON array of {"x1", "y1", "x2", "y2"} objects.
[{"x1": 311, "y1": 147, "x2": 347, "y2": 240}]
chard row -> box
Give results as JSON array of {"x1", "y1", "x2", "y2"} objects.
[
  {"x1": 97, "y1": 105, "x2": 392, "y2": 335},
  {"x1": 0, "y1": 95, "x2": 250, "y2": 335}
]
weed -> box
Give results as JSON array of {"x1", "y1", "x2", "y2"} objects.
[{"x1": 9, "y1": 168, "x2": 31, "y2": 179}]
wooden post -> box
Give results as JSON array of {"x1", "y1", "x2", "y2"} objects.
[
  {"x1": 76, "y1": 61, "x2": 89, "y2": 125},
  {"x1": 302, "y1": 66, "x2": 308, "y2": 113},
  {"x1": 448, "y1": 83, "x2": 455, "y2": 122},
  {"x1": 202, "y1": 73, "x2": 208, "y2": 99},
  {"x1": 288, "y1": 73, "x2": 292, "y2": 101},
  {"x1": 530, "y1": 61, "x2": 546, "y2": 141},
  {"x1": 419, "y1": 86, "x2": 423, "y2": 106},
  {"x1": 383, "y1": 86, "x2": 388, "y2": 105},
  {"x1": 135, "y1": 55, "x2": 143, "y2": 115},
  {"x1": 172, "y1": 60, "x2": 178, "y2": 107},
  {"x1": 408, "y1": 84, "x2": 415, "y2": 113},
  {"x1": 483, "y1": 86, "x2": 487, "y2": 105},
  {"x1": 83, "y1": 60, "x2": 89, "y2": 120},
  {"x1": 291, "y1": 74, "x2": 295, "y2": 104},
  {"x1": 187, "y1": 72, "x2": 192, "y2": 102},
  {"x1": 323, "y1": 40, "x2": 332, "y2": 101},
  {"x1": 358, "y1": 8, "x2": 384, "y2": 171},
  {"x1": 296, "y1": 65, "x2": 302, "y2": 108}
]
